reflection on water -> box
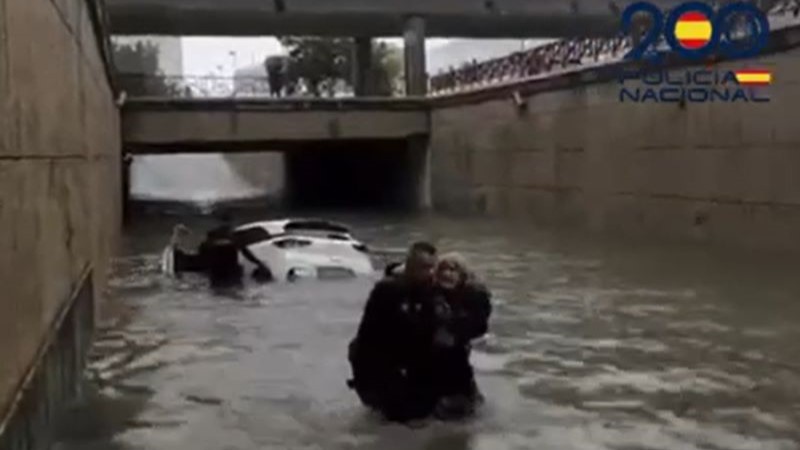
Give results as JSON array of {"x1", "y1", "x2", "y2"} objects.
[{"x1": 55, "y1": 212, "x2": 800, "y2": 450}]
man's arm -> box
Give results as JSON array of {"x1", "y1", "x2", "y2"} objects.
[
  {"x1": 239, "y1": 244, "x2": 263, "y2": 266},
  {"x1": 350, "y1": 281, "x2": 404, "y2": 396},
  {"x1": 238, "y1": 245, "x2": 274, "y2": 281},
  {"x1": 354, "y1": 281, "x2": 406, "y2": 368},
  {"x1": 355, "y1": 281, "x2": 393, "y2": 343},
  {"x1": 383, "y1": 262, "x2": 404, "y2": 278}
]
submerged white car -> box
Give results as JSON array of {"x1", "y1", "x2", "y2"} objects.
[{"x1": 232, "y1": 219, "x2": 376, "y2": 281}]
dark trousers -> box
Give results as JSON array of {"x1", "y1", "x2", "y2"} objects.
[
  {"x1": 353, "y1": 373, "x2": 437, "y2": 422},
  {"x1": 430, "y1": 346, "x2": 482, "y2": 420},
  {"x1": 433, "y1": 346, "x2": 478, "y2": 398},
  {"x1": 208, "y1": 267, "x2": 244, "y2": 288},
  {"x1": 349, "y1": 342, "x2": 437, "y2": 422}
]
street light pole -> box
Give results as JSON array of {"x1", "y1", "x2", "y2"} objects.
[{"x1": 229, "y1": 51, "x2": 237, "y2": 73}]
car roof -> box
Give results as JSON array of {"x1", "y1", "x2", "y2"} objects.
[
  {"x1": 252, "y1": 234, "x2": 359, "y2": 247},
  {"x1": 235, "y1": 218, "x2": 351, "y2": 236}
]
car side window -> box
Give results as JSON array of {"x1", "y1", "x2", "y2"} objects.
[{"x1": 273, "y1": 238, "x2": 313, "y2": 249}]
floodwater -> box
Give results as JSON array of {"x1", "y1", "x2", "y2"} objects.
[{"x1": 55, "y1": 210, "x2": 800, "y2": 450}]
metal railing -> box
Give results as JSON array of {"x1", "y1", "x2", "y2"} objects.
[
  {"x1": 428, "y1": 0, "x2": 800, "y2": 95},
  {"x1": 116, "y1": 74, "x2": 357, "y2": 99},
  {"x1": 429, "y1": 37, "x2": 634, "y2": 95}
]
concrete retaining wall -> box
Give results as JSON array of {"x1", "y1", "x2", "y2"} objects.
[
  {"x1": 0, "y1": 0, "x2": 121, "y2": 443},
  {"x1": 429, "y1": 37, "x2": 800, "y2": 252}
]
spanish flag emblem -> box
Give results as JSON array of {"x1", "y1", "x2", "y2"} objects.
[
  {"x1": 674, "y1": 11, "x2": 713, "y2": 49},
  {"x1": 735, "y1": 69, "x2": 772, "y2": 86}
]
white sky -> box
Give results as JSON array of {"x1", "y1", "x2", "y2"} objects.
[{"x1": 181, "y1": 37, "x2": 453, "y2": 76}]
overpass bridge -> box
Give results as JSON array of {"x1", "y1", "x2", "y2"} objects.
[
  {"x1": 106, "y1": 0, "x2": 697, "y2": 94},
  {"x1": 122, "y1": 97, "x2": 433, "y2": 209},
  {"x1": 106, "y1": 0, "x2": 691, "y2": 38},
  {"x1": 123, "y1": 97, "x2": 430, "y2": 154},
  {"x1": 119, "y1": 7, "x2": 800, "y2": 210},
  {"x1": 106, "y1": 0, "x2": 786, "y2": 95}
]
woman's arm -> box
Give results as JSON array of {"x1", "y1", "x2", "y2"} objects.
[{"x1": 452, "y1": 283, "x2": 492, "y2": 341}]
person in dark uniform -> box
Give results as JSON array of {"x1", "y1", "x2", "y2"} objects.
[
  {"x1": 170, "y1": 224, "x2": 205, "y2": 274},
  {"x1": 198, "y1": 213, "x2": 273, "y2": 287},
  {"x1": 428, "y1": 252, "x2": 492, "y2": 420},
  {"x1": 348, "y1": 241, "x2": 440, "y2": 422}
]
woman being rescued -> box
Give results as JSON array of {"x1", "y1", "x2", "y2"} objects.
[{"x1": 429, "y1": 252, "x2": 492, "y2": 420}]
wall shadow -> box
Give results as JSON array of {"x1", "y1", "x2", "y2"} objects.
[{"x1": 284, "y1": 138, "x2": 426, "y2": 211}]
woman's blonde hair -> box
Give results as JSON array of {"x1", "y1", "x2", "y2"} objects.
[{"x1": 436, "y1": 251, "x2": 476, "y2": 283}]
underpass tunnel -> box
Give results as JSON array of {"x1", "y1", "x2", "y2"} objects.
[{"x1": 283, "y1": 138, "x2": 429, "y2": 210}]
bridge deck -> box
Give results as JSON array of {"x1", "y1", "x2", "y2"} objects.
[
  {"x1": 106, "y1": 0, "x2": 687, "y2": 37},
  {"x1": 123, "y1": 98, "x2": 430, "y2": 154}
]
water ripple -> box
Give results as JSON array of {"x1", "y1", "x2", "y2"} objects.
[{"x1": 55, "y1": 214, "x2": 800, "y2": 450}]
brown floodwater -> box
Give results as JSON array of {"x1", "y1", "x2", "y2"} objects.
[{"x1": 54, "y1": 210, "x2": 800, "y2": 450}]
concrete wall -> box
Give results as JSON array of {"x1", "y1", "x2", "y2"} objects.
[
  {"x1": 0, "y1": 0, "x2": 121, "y2": 437},
  {"x1": 429, "y1": 46, "x2": 800, "y2": 252}
]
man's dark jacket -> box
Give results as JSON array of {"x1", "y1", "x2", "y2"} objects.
[{"x1": 348, "y1": 277, "x2": 439, "y2": 421}]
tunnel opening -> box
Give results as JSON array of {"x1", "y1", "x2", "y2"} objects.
[{"x1": 283, "y1": 138, "x2": 427, "y2": 211}]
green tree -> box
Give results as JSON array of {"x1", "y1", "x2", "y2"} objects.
[
  {"x1": 278, "y1": 37, "x2": 350, "y2": 97},
  {"x1": 277, "y1": 37, "x2": 403, "y2": 97},
  {"x1": 112, "y1": 41, "x2": 188, "y2": 97},
  {"x1": 371, "y1": 41, "x2": 403, "y2": 96}
]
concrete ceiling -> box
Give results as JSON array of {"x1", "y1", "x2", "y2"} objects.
[{"x1": 106, "y1": 0, "x2": 690, "y2": 38}]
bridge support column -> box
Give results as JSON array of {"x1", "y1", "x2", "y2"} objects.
[
  {"x1": 352, "y1": 37, "x2": 373, "y2": 96},
  {"x1": 403, "y1": 16, "x2": 427, "y2": 96}
]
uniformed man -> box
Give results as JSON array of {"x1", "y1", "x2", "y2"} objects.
[
  {"x1": 198, "y1": 213, "x2": 273, "y2": 287},
  {"x1": 348, "y1": 241, "x2": 440, "y2": 422}
]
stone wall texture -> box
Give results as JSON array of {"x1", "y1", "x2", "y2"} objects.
[
  {"x1": 0, "y1": 0, "x2": 121, "y2": 425},
  {"x1": 429, "y1": 45, "x2": 800, "y2": 252}
]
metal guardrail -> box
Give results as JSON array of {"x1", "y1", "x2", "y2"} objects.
[
  {"x1": 429, "y1": 0, "x2": 800, "y2": 95},
  {"x1": 0, "y1": 267, "x2": 94, "y2": 449}
]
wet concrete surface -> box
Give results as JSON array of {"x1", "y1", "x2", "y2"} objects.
[{"x1": 55, "y1": 212, "x2": 800, "y2": 450}]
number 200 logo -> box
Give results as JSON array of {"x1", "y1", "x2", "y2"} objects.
[{"x1": 622, "y1": 1, "x2": 770, "y2": 61}]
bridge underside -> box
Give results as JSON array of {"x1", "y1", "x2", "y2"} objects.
[
  {"x1": 284, "y1": 140, "x2": 428, "y2": 209},
  {"x1": 129, "y1": 139, "x2": 429, "y2": 209},
  {"x1": 106, "y1": 0, "x2": 687, "y2": 37},
  {"x1": 110, "y1": 12, "x2": 620, "y2": 38}
]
